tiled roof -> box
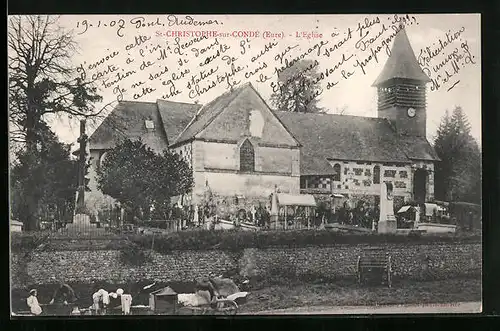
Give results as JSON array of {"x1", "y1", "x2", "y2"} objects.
[
  {"x1": 156, "y1": 99, "x2": 201, "y2": 144},
  {"x1": 89, "y1": 90, "x2": 438, "y2": 176},
  {"x1": 398, "y1": 135, "x2": 441, "y2": 161},
  {"x1": 89, "y1": 99, "x2": 200, "y2": 152},
  {"x1": 171, "y1": 84, "x2": 251, "y2": 147},
  {"x1": 274, "y1": 111, "x2": 438, "y2": 175},
  {"x1": 88, "y1": 101, "x2": 167, "y2": 151},
  {"x1": 372, "y1": 28, "x2": 431, "y2": 86}
]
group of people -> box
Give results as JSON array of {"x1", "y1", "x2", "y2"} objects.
[
  {"x1": 314, "y1": 201, "x2": 380, "y2": 229},
  {"x1": 25, "y1": 279, "x2": 133, "y2": 316},
  {"x1": 91, "y1": 288, "x2": 133, "y2": 315}
]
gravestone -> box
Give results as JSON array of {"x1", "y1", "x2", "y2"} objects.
[
  {"x1": 378, "y1": 182, "x2": 397, "y2": 234},
  {"x1": 64, "y1": 214, "x2": 102, "y2": 234}
]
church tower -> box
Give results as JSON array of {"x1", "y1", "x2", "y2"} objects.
[{"x1": 373, "y1": 28, "x2": 431, "y2": 137}]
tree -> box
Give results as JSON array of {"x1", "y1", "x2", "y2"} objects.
[
  {"x1": 433, "y1": 106, "x2": 481, "y2": 203},
  {"x1": 96, "y1": 139, "x2": 193, "y2": 221},
  {"x1": 8, "y1": 15, "x2": 103, "y2": 151},
  {"x1": 10, "y1": 123, "x2": 79, "y2": 230},
  {"x1": 9, "y1": 15, "x2": 104, "y2": 230},
  {"x1": 270, "y1": 59, "x2": 325, "y2": 113}
]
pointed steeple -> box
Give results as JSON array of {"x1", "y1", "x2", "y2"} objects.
[{"x1": 372, "y1": 28, "x2": 430, "y2": 86}]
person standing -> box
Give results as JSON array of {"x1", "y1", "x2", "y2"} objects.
[
  {"x1": 92, "y1": 291, "x2": 101, "y2": 315},
  {"x1": 49, "y1": 279, "x2": 77, "y2": 305},
  {"x1": 195, "y1": 276, "x2": 221, "y2": 307},
  {"x1": 120, "y1": 292, "x2": 132, "y2": 315},
  {"x1": 99, "y1": 289, "x2": 110, "y2": 315},
  {"x1": 27, "y1": 289, "x2": 42, "y2": 316}
]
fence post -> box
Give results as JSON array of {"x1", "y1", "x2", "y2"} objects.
[{"x1": 151, "y1": 232, "x2": 155, "y2": 251}]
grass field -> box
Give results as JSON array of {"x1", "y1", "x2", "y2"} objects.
[{"x1": 237, "y1": 277, "x2": 482, "y2": 313}]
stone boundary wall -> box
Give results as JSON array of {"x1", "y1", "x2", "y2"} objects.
[{"x1": 10, "y1": 241, "x2": 481, "y2": 288}]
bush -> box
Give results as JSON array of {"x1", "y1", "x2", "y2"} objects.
[
  {"x1": 119, "y1": 244, "x2": 151, "y2": 266},
  {"x1": 10, "y1": 232, "x2": 50, "y2": 253},
  {"x1": 129, "y1": 229, "x2": 481, "y2": 254},
  {"x1": 137, "y1": 220, "x2": 177, "y2": 230}
]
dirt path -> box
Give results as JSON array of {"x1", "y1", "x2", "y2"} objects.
[{"x1": 247, "y1": 301, "x2": 482, "y2": 315}]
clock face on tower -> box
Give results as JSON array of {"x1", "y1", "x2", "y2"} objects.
[{"x1": 407, "y1": 107, "x2": 416, "y2": 118}]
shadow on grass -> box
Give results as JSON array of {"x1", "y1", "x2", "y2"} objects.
[{"x1": 239, "y1": 275, "x2": 481, "y2": 313}]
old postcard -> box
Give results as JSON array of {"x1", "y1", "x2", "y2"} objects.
[{"x1": 9, "y1": 14, "x2": 481, "y2": 316}]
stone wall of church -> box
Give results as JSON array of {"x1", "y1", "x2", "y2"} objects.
[
  {"x1": 301, "y1": 160, "x2": 435, "y2": 208},
  {"x1": 327, "y1": 160, "x2": 413, "y2": 199},
  {"x1": 191, "y1": 171, "x2": 299, "y2": 206},
  {"x1": 185, "y1": 140, "x2": 300, "y2": 205},
  {"x1": 199, "y1": 141, "x2": 299, "y2": 175}
]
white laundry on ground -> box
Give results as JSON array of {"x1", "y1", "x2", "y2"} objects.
[
  {"x1": 226, "y1": 292, "x2": 249, "y2": 301},
  {"x1": 177, "y1": 292, "x2": 210, "y2": 307}
]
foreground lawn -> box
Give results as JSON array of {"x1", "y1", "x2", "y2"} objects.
[
  {"x1": 238, "y1": 277, "x2": 482, "y2": 313},
  {"x1": 11, "y1": 276, "x2": 481, "y2": 315}
]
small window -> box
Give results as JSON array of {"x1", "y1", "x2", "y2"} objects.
[
  {"x1": 333, "y1": 163, "x2": 341, "y2": 181},
  {"x1": 373, "y1": 165, "x2": 381, "y2": 184},
  {"x1": 145, "y1": 120, "x2": 155, "y2": 129}
]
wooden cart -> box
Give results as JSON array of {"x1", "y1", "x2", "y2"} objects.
[{"x1": 356, "y1": 247, "x2": 393, "y2": 288}]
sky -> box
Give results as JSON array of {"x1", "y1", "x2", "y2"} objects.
[{"x1": 39, "y1": 14, "x2": 480, "y2": 147}]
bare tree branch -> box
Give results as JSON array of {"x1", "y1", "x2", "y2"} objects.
[{"x1": 8, "y1": 15, "x2": 103, "y2": 151}]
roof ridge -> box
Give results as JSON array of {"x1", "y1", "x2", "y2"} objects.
[
  {"x1": 171, "y1": 103, "x2": 209, "y2": 145},
  {"x1": 118, "y1": 100, "x2": 157, "y2": 105},
  {"x1": 274, "y1": 110, "x2": 383, "y2": 121},
  {"x1": 156, "y1": 99, "x2": 201, "y2": 106}
]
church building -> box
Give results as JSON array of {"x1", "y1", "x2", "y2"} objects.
[{"x1": 85, "y1": 28, "x2": 439, "y2": 216}]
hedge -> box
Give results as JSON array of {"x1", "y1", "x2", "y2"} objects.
[
  {"x1": 10, "y1": 232, "x2": 129, "y2": 253},
  {"x1": 10, "y1": 229, "x2": 482, "y2": 254},
  {"x1": 10, "y1": 232, "x2": 50, "y2": 253},
  {"x1": 129, "y1": 229, "x2": 482, "y2": 253},
  {"x1": 136, "y1": 220, "x2": 177, "y2": 229}
]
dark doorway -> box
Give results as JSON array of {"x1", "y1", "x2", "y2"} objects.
[{"x1": 413, "y1": 169, "x2": 428, "y2": 203}]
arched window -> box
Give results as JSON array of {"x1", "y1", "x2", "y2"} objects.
[
  {"x1": 333, "y1": 163, "x2": 341, "y2": 181},
  {"x1": 98, "y1": 151, "x2": 109, "y2": 171},
  {"x1": 373, "y1": 165, "x2": 381, "y2": 184},
  {"x1": 240, "y1": 139, "x2": 255, "y2": 172}
]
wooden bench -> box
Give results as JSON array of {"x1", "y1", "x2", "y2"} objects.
[{"x1": 356, "y1": 247, "x2": 393, "y2": 288}]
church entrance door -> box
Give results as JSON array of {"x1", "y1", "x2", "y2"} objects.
[{"x1": 413, "y1": 169, "x2": 427, "y2": 203}]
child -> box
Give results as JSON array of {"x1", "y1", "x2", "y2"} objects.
[{"x1": 26, "y1": 289, "x2": 42, "y2": 316}]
